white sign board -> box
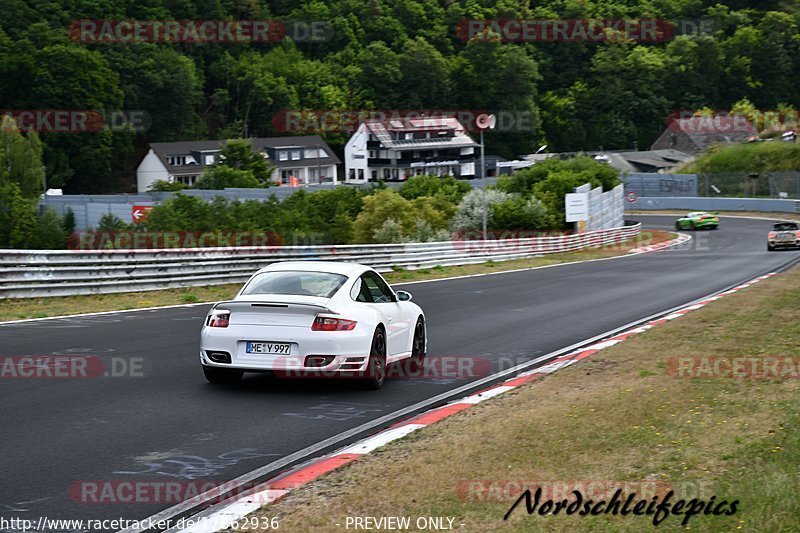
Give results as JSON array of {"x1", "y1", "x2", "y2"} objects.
[{"x1": 565, "y1": 193, "x2": 589, "y2": 222}]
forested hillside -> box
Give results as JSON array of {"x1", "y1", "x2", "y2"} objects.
[{"x1": 1, "y1": 0, "x2": 798, "y2": 193}]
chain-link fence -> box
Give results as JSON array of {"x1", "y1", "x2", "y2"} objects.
[{"x1": 698, "y1": 172, "x2": 800, "y2": 199}]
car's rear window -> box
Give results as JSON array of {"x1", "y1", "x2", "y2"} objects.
[
  {"x1": 241, "y1": 271, "x2": 348, "y2": 298},
  {"x1": 773, "y1": 223, "x2": 799, "y2": 231}
]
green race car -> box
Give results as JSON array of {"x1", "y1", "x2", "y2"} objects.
[{"x1": 675, "y1": 211, "x2": 719, "y2": 230}]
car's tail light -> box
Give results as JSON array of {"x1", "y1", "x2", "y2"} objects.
[
  {"x1": 206, "y1": 310, "x2": 230, "y2": 328},
  {"x1": 768, "y1": 232, "x2": 776, "y2": 238},
  {"x1": 312, "y1": 316, "x2": 357, "y2": 331},
  {"x1": 795, "y1": 231, "x2": 800, "y2": 238}
]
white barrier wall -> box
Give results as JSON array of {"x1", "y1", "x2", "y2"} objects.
[{"x1": 575, "y1": 183, "x2": 624, "y2": 231}]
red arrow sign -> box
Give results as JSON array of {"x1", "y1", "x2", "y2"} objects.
[{"x1": 132, "y1": 205, "x2": 153, "y2": 223}]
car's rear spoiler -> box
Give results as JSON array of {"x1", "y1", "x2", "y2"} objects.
[{"x1": 211, "y1": 300, "x2": 338, "y2": 314}]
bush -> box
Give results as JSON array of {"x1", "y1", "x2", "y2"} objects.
[
  {"x1": 28, "y1": 209, "x2": 67, "y2": 249},
  {"x1": 450, "y1": 188, "x2": 515, "y2": 232},
  {"x1": 96, "y1": 212, "x2": 129, "y2": 232},
  {"x1": 410, "y1": 219, "x2": 452, "y2": 242},
  {"x1": 491, "y1": 196, "x2": 551, "y2": 231},
  {"x1": 533, "y1": 170, "x2": 591, "y2": 228},
  {"x1": 148, "y1": 179, "x2": 188, "y2": 191},
  {"x1": 145, "y1": 194, "x2": 214, "y2": 231},
  {"x1": 399, "y1": 175, "x2": 472, "y2": 204},
  {"x1": 372, "y1": 218, "x2": 407, "y2": 244},
  {"x1": 353, "y1": 190, "x2": 417, "y2": 243},
  {"x1": 683, "y1": 141, "x2": 800, "y2": 174},
  {"x1": 498, "y1": 156, "x2": 620, "y2": 196},
  {"x1": 195, "y1": 166, "x2": 261, "y2": 189},
  {"x1": 354, "y1": 189, "x2": 458, "y2": 243}
]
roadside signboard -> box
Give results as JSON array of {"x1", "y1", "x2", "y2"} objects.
[
  {"x1": 132, "y1": 205, "x2": 153, "y2": 224},
  {"x1": 565, "y1": 193, "x2": 589, "y2": 222}
]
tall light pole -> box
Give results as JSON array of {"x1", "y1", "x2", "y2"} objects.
[
  {"x1": 476, "y1": 114, "x2": 496, "y2": 241},
  {"x1": 480, "y1": 128, "x2": 487, "y2": 240}
]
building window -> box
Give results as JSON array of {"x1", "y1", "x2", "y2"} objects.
[
  {"x1": 358, "y1": 169, "x2": 364, "y2": 180},
  {"x1": 278, "y1": 151, "x2": 288, "y2": 161},
  {"x1": 291, "y1": 150, "x2": 301, "y2": 160},
  {"x1": 371, "y1": 170, "x2": 378, "y2": 180},
  {"x1": 281, "y1": 169, "x2": 303, "y2": 184},
  {"x1": 204, "y1": 155, "x2": 215, "y2": 165},
  {"x1": 405, "y1": 133, "x2": 413, "y2": 140},
  {"x1": 383, "y1": 168, "x2": 391, "y2": 180},
  {"x1": 168, "y1": 155, "x2": 187, "y2": 166},
  {"x1": 176, "y1": 175, "x2": 197, "y2": 186},
  {"x1": 369, "y1": 150, "x2": 378, "y2": 158}
]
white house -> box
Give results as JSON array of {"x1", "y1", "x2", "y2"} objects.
[
  {"x1": 343, "y1": 117, "x2": 478, "y2": 182},
  {"x1": 136, "y1": 136, "x2": 340, "y2": 192}
]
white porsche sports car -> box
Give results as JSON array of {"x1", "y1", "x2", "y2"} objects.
[{"x1": 200, "y1": 261, "x2": 426, "y2": 389}]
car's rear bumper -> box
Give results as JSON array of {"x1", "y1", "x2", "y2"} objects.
[{"x1": 199, "y1": 324, "x2": 373, "y2": 374}]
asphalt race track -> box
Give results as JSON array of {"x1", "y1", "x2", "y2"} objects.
[{"x1": 1, "y1": 215, "x2": 798, "y2": 531}]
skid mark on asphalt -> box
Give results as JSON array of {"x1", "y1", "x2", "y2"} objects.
[
  {"x1": 114, "y1": 449, "x2": 279, "y2": 480},
  {"x1": 282, "y1": 400, "x2": 389, "y2": 422}
]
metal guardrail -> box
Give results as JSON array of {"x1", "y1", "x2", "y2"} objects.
[{"x1": 0, "y1": 224, "x2": 641, "y2": 298}]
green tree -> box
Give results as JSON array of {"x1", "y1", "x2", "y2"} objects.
[
  {"x1": 0, "y1": 116, "x2": 45, "y2": 198},
  {"x1": 0, "y1": 182, "x2": 37, "y2": 248},
  {"x1": 30, "y1": 45, "x2": 123, "y2": 192},
  {"x1": 217, "y1": 139, "x2": 274, "y2": 184},
  {"x1": 196, "y1": 166, "x2": 260, "y2": 190}
]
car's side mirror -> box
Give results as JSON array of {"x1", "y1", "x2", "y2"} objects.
[{"x1": 396, "y1": 290, "x2": 413, "y2": 301}]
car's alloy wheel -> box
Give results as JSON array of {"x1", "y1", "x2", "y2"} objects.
[
  {"x1": 203, "y1": 365, "x2": 243, "y2": 385},
  {"x1": 364, "y1": 328, "x2": 387, "y2": 389},
  {"x1": 409, "y1": 318, "x2": 426, "y2": 372}
]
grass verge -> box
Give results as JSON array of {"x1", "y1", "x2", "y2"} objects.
[
  {"x1": 234, "y1": 264, "x2": 800, "y2": 532},
  {"x1": 0, "y1": 230, "x2": 673, "y2": 321}
]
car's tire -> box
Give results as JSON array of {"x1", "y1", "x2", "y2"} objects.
[
  {"x1": 710, "y1": 225, "x2": 718, "y2": 230},
  {"x1": 203, "y1": 365, "x2": 243, "y2": 385},
  {"x1": 675, "y1": 222, "x2": 682, "y2": 230},
  {"x1": 362, "y1": 328, "x2": 387, "y2": 390},
  {"x1": 690, "y1": 221, "x2": 696, "y2": 230},
  {"x1": 767, "y1": 243, "x2": 775, "y2": 251},
  {"x1": 408, "y1": 317, "x2": 426, "y2": 372}
]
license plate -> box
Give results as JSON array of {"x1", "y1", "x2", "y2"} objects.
[
  {"x1": 246, "y1": 341, "x2": 291, "y2": 355},
  {"x1": 777, "y1": 233, "x2": 794, "y2": 242}
]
